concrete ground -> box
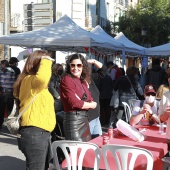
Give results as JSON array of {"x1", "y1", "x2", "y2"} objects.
[
  {"x1": 0, "y1": 122, "x2": 109, "y2": 170},
  {"x1": 0, "y1": 125, "x2": 26, "y2": 170}
]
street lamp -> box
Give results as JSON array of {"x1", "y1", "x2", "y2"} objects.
[
  {"x1": 141, "y1": 27, "x2": 147, "y2": 36},
  {"x1": 141, "y1": 26, "x2": 148, "y2": 47}
]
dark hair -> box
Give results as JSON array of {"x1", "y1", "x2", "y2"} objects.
[
  {"x1": 126, "y1": 66, "x2": 138, "y2": 77},
  {"x1": 152, "y1": 58, "x2": 160, "y2": 67},
  {"x1": 9, "y1": 57, "x2": 19, "y2": 64},
  {"x1": 65, "y1": 53, "x2": 90, "y2": 82},
  {"x1": 119, "y1": 67, "x2": 125, "y2": 76},
  {"x1": 106, "y1": 61, "x2": 113, "y2": 68},
  {"x1": 52, "y1": 63, "x2": 63, "y2": 75},
  {"x1": 1, "y1": 60, "x2": 9, "y2": 67}
]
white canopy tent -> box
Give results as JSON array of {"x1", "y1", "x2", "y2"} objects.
[
  {"x1": 91, "y1": 26, "x2": 145, "y2": 55},
  {"x1": 114, "y1": 32, "x2": 145, "y2": 55},
  {"x1": 0, "y1": 15, "x2": 124, "y2": 55},
  {"x1": 91, "y1": 25, "x2": 124, "y2": 52},
  {"x1": 144, "y1": 43, "x2": 170, "y2": 56}
]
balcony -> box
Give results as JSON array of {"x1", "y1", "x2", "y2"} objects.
[
  {"x1": 85, "y1": 15, "x2": 114, "y2": 34},
  {"x1": 10, "y1": 13, "x2": 22, "y2": 32}
]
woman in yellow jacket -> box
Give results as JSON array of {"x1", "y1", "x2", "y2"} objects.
[{"x1": 13, "y1": 50, "x2": 56, "y2": 170}]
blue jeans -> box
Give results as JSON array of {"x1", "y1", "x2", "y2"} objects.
[
  {"x1": 89, "y1": 117, "x2": 102, "y2": 135},
  {"x1": 18, "y1": 126, "x2": 52, "y2": 170}
]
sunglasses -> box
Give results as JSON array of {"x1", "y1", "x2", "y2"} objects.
[
  {"x1": 70, "y1": 63, "x2": 83, "y2": 68},
  {"x1": 145, "y1": 93, "x2": 156, "y2": 96}
]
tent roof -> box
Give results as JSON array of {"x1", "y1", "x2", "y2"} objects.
[
  {"x1": 114, "y1": 32, "x2": 145, "y2": 55},
  {"x1": 91, "y1": 25, "x2": 123, "y2": 46},
  {"x1": 144, "y1": 43, "x2": 170, "y2": 56},
  {"x1": 0, "y1": 15, "x2": 123, "y2": 54}
]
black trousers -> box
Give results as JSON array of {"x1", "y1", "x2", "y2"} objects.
[
  {"x1": 0, "y1": 91, "x2": 14, "y2": 126},
  {"x1": 18, "y1": 126, "x2": 52, "y2": 170},
  {"x1": 100, "y1": 98, "x2": 111, "y2": 125}
]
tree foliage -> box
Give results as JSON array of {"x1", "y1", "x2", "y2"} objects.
[{"x1": 114, "y1": 0, "x2": 170, "y2": 47}]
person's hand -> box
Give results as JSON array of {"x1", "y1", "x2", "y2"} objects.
[
  {"x1": 90, "y1": 101, "x2": 97, "y2": 109},
  {"x1": 143, "y1": 104, "x2": 151, "y2": 110},
  {"x1": 164, "y1": 106, "x2": 170, "y2": 115},
  {"x1": 42, "y1": 56, "x2": 55, "y2": 61},
  {"x1": 151, "y1": 114, "x2": 160, "y2": 124},
  {"x1": 142, "y1": 104, "x2": 152, "y2": 114},
  {"x1": 87, "y1": 59, "x2": 95, "y2": 64}
]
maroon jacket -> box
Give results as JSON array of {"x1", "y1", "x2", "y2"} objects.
[{"x1": 59, "y1": 75, "x2": 93, "y2": 112}]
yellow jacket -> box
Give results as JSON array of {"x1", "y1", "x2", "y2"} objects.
[{"x1": 19, "y1": 59, "x2": 56, "y2": 132}]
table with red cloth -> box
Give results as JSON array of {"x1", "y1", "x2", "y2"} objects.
[{"x1": 62, "y1": 125, "x2": 168, "y2": 170}]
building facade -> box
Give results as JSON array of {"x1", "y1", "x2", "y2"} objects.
[
  {"x1": 0, "y1": 0, "x2": 10, "y2": 60},
  {"x1": 0, "y1": 0, "x2": 139, "y2": 61}
]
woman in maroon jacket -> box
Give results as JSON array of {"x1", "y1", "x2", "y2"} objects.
[{"x1": 59, "y1": 53, "x2": 97, "y2": 141}]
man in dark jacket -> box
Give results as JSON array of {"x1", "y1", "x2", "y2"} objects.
[
  {"x1": 145, "y1": 58, "x2": 166, "y2": 90},
  {"x1": 9, "y1": 57, "x2": 21, "y2": 77},
  {"x1": 0, "y1": 60, "x2": 17, "y2": 129}
]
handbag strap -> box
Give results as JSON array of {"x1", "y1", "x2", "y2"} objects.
[
  {"x1": 17, "y1": 94, "x2": 38, "y2": 120},
  {"x1": 126, "y1": 76, "x2": 137, "y2": 96}
]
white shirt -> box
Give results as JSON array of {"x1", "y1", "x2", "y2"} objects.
[
  {"x1": 110, "y1": 68, "x2": 117, "y2": 80},
  {"x1": 132, "y1": 100, "x2": 159, "y2": 125},
  {"x1": 158, "y1": 91, "x2": 170, "y2": 139}
]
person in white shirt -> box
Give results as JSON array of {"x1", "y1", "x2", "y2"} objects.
[
  {"x1": 159, "y1": 78, "x2": 170, "y2": 142},
  {"x1": 130, "y1": 84, "x2": 159, "y2": 126}
]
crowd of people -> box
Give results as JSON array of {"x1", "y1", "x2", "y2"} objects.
[{"x1": 1, "y1": 51, "x2": 170, "y2": 169}]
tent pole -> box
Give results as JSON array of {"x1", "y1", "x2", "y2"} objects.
[{"x1": 122, "y1": 50, "x2": 126, "y2": 70}]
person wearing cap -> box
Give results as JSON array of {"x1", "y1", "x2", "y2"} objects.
[
  {"x1": 130, "y1": 84, "x2": 160, "y2": 126},
  {"x1": 9, "y1": 57, "x2": 21, "y2": 77}
]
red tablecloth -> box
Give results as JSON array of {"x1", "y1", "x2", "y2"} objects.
[{"x1": 62, "y1": 125, "x2": 168, "y2": 170}]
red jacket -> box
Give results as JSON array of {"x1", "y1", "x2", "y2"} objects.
[{"x1": 111, "y1": 65, "x2": 122, "y2": 80}]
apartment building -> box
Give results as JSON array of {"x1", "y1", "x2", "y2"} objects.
[{"x1": 0, "y1": 0, "x2": 10, "y2": 60}]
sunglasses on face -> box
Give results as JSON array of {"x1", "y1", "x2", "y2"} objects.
[
  {"x1": 145, "y1": 93, "x2": 156, "y2": 96},
  {"x1": 70, "y1": 63, "x2": 83, "y2": 68}
]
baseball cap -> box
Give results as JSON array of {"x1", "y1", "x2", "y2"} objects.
[
  {"x1": 9, "y1": 57, "x2": 19, "y2": 64},
  {"x1": 144, "y1": 84, "x2": 156, "y2": 95}
]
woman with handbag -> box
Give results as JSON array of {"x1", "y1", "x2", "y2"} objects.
[
  {"x1": 110, "y1": 66, "x2": 144, "y2": 127},
  {"x1": 13, "y1": 50, "x2": 56, "y2": 170},
  {"x1": 59, "y1": 53, "x2": 97, "y2": 142}
]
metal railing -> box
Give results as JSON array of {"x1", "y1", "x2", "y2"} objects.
[
  {"x1": 85, "y1": 15, "x2": 114, "y2": 34},
  {"x1": 10, "y1": 13, "x2": 20, "y2": 28}
]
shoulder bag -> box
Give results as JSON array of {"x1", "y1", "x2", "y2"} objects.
[
  {"x1": 6, "y1": 95, "x2": 38, "y2": 135},
  {"x1": 126, "y1": 76, "x2": 139, "y2": 100}
]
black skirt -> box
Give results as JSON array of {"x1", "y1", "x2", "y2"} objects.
[{"x1": 63, "y1": 111, "x2": 91, "y2": 142}]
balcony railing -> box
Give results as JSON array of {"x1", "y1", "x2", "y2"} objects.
[
  {"x1": 10, "y1": 13, "x2": 20, "y2": 28},
  {"x1": 85, "y1": 15, "x2": 114, "y2": 34}
]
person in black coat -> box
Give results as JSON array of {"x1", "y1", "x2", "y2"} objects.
[
  {"x1": 48, "y1": 63, "x2": 64, "y2": 113},
  {"x1": 87, "y1": 59, "x2": 104, "y2": 138},
  {"x1": 9, "y1": 57, "x2": 21, "y2": 77},
  {"x1": 110, "y1": 66, "x2": 144, "y2": 128}
]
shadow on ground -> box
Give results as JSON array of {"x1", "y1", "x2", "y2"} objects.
[
  {"x1": 0, "y1": 156, "x2": 25, "y2": 169},
  {"x1": 0, "y1": 126, "x2": 18, "y2": 146}
]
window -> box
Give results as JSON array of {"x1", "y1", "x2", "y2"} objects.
[
  {"x1": 0, "y1": 22, "x2": 3, "y2": 36},
  {"x1": 85, "y1": 0, "x2": 89, "y2": 17},
  {"x1": 106, "y1": 2, "x2": 109, "y2": 19},
  {"x1": 42, "y1": 0, "x2": 50, "y2": 3}
]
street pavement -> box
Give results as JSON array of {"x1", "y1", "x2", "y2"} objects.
[
  {"x1": 0, "y1": 125, "x2": 25, "y2": 170},
  {"x1": 0, "y1": 122, "x2": 109, "y2": 170}
]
